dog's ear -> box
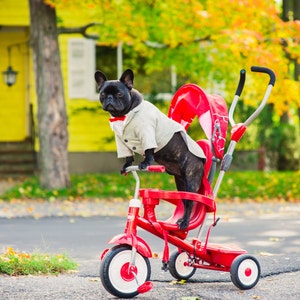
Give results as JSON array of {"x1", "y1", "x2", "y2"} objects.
[
  {"x1": 94, "y1": 71, "x2": 107, "y2": 90},
  {"x1": 120, "y1": 69, "x2": 134, "y2": 90}
]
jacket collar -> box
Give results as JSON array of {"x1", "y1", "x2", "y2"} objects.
[{"x1": 109, "y1": 100, "x2": 144, "y2": 125}]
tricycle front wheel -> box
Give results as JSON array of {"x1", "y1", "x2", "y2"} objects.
[
  {"x1": 230, "y1": 254, "x2": 261, "y2": 290},
  {"x1": 100, "y1": 245, "x2": 151, "y2": 298}
]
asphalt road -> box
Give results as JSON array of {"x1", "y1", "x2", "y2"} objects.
[{"x1": 0, "y1": 202, "x2": 300, "y2": 299}]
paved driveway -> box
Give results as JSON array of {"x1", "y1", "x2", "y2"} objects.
[{"x1": 0, "y1": 201, "x2": 300, "y2": 299}]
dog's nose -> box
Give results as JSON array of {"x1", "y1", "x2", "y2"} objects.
[{"x1": 106, "y1": 94, "x2": 114, "y2": 104}]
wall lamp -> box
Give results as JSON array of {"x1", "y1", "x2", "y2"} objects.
[{"x1": 2, "y1": 47, "x2": 18, "y2": 87}]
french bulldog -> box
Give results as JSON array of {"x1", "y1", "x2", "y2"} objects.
[{"x1": 94, "y1": 69, "x2": 206, "y2": 230}]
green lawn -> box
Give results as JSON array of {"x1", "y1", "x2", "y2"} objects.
[{"x1": 1, "y1": 170, "x2": 299, "y2": 202}]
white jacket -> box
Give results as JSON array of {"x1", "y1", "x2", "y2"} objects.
[{"x1": 109, "y1": 100, "x2": 206, "y2": 160}]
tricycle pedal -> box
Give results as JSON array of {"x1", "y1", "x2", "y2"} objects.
[{"x1": 161, "y1": 261, "x2": 169, "y2": 271}]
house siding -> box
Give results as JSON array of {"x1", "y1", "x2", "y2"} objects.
[
  {"x1": 0, "y1": 0, "x2": 29, "y2": 26},
  {"x1": 1, "y1": 0, "x2": 116, "y2": 151}
]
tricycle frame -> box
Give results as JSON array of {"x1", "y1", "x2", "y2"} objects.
[{"x1": 100, "y1": 66, "x2": 275, "y2": 298}]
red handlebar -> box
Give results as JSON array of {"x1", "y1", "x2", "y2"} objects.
[{"x1": 147, "y1": 165, "x2": 165, "y2": 172}]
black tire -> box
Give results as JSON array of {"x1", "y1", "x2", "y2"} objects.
[
  {"x1": 100, "y1": 245, "x2": 151, "y2": 298},
  {"x1": 230, "y1": 254, "x2": 261, "y2": 290},
  {"x1": 169, "y1": 251, "x2": 196, "y2": 280}
]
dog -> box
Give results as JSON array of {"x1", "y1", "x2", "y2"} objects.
[{"x1": 94, "y1": 69, "x2": 206, "y2": 230}]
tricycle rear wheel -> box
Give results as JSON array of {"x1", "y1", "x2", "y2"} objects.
[
  {"x1": 230, "y1": 254, "x2": 260, "y2": 290},
  {"x1": 100, "y1": 245, "x2": 151, "y2": 298},
  {"x1": 169, "y1": 251, "x2": 196, "y2": 280}
]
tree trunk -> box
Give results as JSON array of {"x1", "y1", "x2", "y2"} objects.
[
  {"x1": 293, "y1": 0, "x2": 300, "y2": 169},
  {"x1": 282, "y1": 0, "x2": 291, "y2": 21},
  {"x1": 29, "y1": 0, "x2": 70, "y2": 189},
  {"x1": 276, "y1": 0, "x2": 300, "y2": 171}
]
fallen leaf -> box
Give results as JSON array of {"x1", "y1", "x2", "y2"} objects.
[
  {"x1": 170, "y1": 279, "x2": 186, "y2": 285},
  {"x1": 269, "y1": 237, "x2": 280, "y2": 242},
  {"x1": 88, "y1": 278, "x2": 100, "y2": 282},
  {"x1": 259, "y1": 252, "x2": 274, "y2": 256}
]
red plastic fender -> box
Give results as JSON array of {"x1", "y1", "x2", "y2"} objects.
[
  {"x1": 100, "y1": 248, "x2": 110, "y2": 261},
  {"x1": 108, "y1": 233, "x2": 152, "y2": 258}
]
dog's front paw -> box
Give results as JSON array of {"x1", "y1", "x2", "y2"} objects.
[
  {"x1": 176, "y1": 217, "x2": 190, "y2": 230},
  {"x1": 139, "y1": 161, "x2": 150, "y2": 170},
  {"x1": 139, "y1": 149, "x2": 154, "y2": 170},
  {"x1": 120, "y1": 156, "x2": 134, "y2": 174}
]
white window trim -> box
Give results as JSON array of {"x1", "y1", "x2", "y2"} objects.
[{"x1": 68, "y1": 38, "x2": 98, "y2": 100}]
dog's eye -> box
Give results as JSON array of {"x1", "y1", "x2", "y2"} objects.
[{"x1": 117, "y1": 92, "x2": 124, "y2": 98}]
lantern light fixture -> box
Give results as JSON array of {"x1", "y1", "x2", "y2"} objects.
[{"x1": 2, "y1": 47, "x2": 18, "y2": 87}]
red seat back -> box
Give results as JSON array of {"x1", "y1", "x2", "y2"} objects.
[
  {"x1": 168, "y1": 84, "x2": 228, "y2": 196},
  {"x1": 168, "y1": 84, "x2": 228, "y2": 160}
]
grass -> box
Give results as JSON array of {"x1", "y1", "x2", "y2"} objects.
[
  {"x1": 0, "y1": 247, "x2": 78, "y2": 276},
  {"x1": 0, "y1": 170, "x2": 299, "y2": 202},
  {"x1": 216, "y1": 170, "x2": 300, "y2": 202}
]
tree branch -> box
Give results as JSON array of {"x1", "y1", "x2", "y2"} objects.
[{"x1": 58, "y1": 22, "x2": 102, "y2": 40}]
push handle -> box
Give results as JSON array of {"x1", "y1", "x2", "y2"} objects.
[
  {"x1": 251, "y1": 66, "x2": 276, "y2": 86},
  {"x1": 229, "y1": 69, "x2": 246, "y2": 126},
  {"x1": 229, "y1": 66, "x2": 276, "y2": 127},
  {"x1": 243, "y1": 67, "x2": 276, "y2": 126},
  {"x1": 235, "y1": 69, "x2": 246, "y2": 96}
]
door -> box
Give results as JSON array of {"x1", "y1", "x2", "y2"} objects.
[{"x1": 0, "y1": 29, "x2": 30, "y2": 141}]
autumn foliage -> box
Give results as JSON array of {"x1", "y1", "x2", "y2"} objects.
[{"x1": 45, "y1": 0, "x2": 300, "y2": 116}]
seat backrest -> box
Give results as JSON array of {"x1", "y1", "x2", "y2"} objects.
[
  {"x1": 168, "y1": 84, "x2": 228, "y2": 160},
  {"x1": 168, "y1": 84, "x2": 228, "y2": 196}
]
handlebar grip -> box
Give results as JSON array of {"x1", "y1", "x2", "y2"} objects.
[
  {"x1": 147, "y1": 165, "x2": 165, "y2": 172},
  {"x1": 235, "y1": 69, "x2": 246, "y2": 96},
  {"x1": 251, "y1": 66, "x2": 276, "y2": 86}
]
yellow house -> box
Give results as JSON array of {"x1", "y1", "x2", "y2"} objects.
[{"x1": 0, "y1": 0, "x2": 122, "y2": 176}]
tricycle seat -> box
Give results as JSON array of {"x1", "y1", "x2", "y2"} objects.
[{"x1": 139, "y1": 189, "x2": 216, "y2": 234}]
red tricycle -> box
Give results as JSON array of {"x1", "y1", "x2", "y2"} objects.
[{"x1": 99, "y1": 66, "x2": 276, "y2": 298}]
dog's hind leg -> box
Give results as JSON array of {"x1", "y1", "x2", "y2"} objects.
[
  {"x1": 175, "y1": 158, "x2": 204, "y2": 230},
  {"x1": 174, "y1": 176, "x2": 193, "y2": 230}
]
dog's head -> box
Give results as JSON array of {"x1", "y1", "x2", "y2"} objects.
[{"x1": 94, "y1": 69, "x2": 142, "y2": 117}]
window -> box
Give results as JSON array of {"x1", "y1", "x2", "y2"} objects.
[{"x1": 68, "y1": 38, "x2": 97, "y2": 100}]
